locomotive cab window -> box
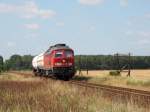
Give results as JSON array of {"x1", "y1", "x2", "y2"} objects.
[
  {"x1": 65, "y1": 50, "x2": 73, "y2": 57},
  {"x1": 55, "y1": 51, "x2": 63, "y2": 58}
]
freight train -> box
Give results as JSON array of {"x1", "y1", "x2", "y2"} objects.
[{"x1": 32, "y1": 44, "x2": 76, "y2": 80}]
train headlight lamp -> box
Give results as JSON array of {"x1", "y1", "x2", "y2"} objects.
[
  {"x1": 55, "y1": 62, "x2": 62, "y2": 66},
  {"x1": 68, "y1": 63, "x2": 72, "y2": 66},
  {"x1": 62, "y1": 59, "x2": 66, "y2": 63}
]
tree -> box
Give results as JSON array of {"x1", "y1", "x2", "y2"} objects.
[
  {"x1": 0, "y1": 56, "x2": 3, "y2": 73},
  {"x1": 3, "y1": 55, "x2": 34, "y2": 71},
  {"x1": 21, "y1": 55, "x2": 33, "y2": 70},
  {"x1": 9, "y1": 54, "x2": 22, "y2": 70},
  {"x1": 3, "y1": 59, "x2": 10, "y2": 71}
]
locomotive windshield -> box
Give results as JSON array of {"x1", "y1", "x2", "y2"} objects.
[
  {"x1": 55, "y1": 50, "x2": 73, "y2": 58},
  {"x1": 65, "y1": 50, "x2": 73, "y2": 57},
  {"x1": 55, "y1": 51, "x2": 63, "y2": 58}
]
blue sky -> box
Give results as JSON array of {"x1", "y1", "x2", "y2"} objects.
[{"x1": 0, "y1": 0, "x2": 150, "y2": 59}]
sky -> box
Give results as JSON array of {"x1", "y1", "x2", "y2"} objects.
[{"x1": 0, "y1": 0, "x2": 150, "y2": 59}]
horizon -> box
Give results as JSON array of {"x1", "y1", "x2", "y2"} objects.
[
  {"x1": 1, "y1": 0, "x2": 150, "y2": 59},
  {"x1": 2, "y1": 52, "x2": 150, "y2": 60}
]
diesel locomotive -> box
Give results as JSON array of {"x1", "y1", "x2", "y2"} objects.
[{"x1": 32, "y1": 44, "x2": 76, "y2": 80}]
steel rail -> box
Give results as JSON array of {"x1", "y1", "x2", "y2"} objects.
[{"x1": 69, "y1": 80, "x2": 150, "y2": 97}]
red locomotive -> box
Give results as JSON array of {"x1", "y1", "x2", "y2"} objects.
[{"x1": 32, "y1": 44, "x2": 76, "y2": 80}]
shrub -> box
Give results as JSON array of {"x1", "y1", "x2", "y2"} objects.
[
  {"x1": 126, "y1": 79, "x2": 143, "y2": 86},
  {"x1": 109, "y1": 70, "x2": 121, "y2": 76},
  {"x1": 127, "y1": 79, "x2": 150, "y2": 87},
  {"x1": 142, "y1": 80, "x2": 150, "y2": 86}
]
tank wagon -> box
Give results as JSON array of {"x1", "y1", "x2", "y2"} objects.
[{"x1": 32, "y1": 44, "x2": 76, "y2": 80}]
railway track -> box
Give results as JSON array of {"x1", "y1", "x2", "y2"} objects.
[
  {"x1": 70, "y1": 80, "x2": 150, "y2": 96},
  {"x1": 9, "y1": 71, "x2": 150, "y2": 108},
  {"x1": 69, "y1": 80, "x2": 150, "y2": 108}
]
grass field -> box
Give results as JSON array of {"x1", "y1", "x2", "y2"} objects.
[
  {"x1": 74, "y1": 69, "x2": 150, "y2": 91},
  {"x1": 0, "y1": 72, "x2": 149, "y2": 112}
]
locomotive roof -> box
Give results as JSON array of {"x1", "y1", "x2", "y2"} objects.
[
  {"x1": 50, "y1": 46, "x2": 70, "y2": 51},
  {"x1": 45, "y1": 44, "x2": 72, "y2": 53}
]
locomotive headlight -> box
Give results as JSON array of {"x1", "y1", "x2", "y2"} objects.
[
  {"x1": 68, "y1": 63, "x2": 72, "y2": 66},
  {"x1": 55, "y1": 62, "x2": 62, "y2": 66},
  {"x1": 62, "y1": 59, "x2": 66, "y2": 63}
]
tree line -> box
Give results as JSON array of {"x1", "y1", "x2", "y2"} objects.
[
  {"x1": 0, "y1": 54, "x2": 150, "y2": 73},
  {"x1": 75, "y1": 55, "x2": 150, "y2": 70},
  {"x1": 0, "y1": 55, "x2": 33, "y2": 73}
]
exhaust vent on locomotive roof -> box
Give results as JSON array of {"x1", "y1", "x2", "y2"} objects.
[
  {"x1": 48, "y1": 44, "x2": 70, "y2": 51},
  {"x1": 54, "y1": 44, "x2": 66, "y2": 47},
  {"x1": 49, "y1": 44, "x2": 66, "y2": 49}
]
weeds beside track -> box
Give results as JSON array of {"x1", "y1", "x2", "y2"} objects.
[
  {"x1": 69, "y1": 80, "x2": 150, "y2": 108},
  {"x1": 9, "y1": 71, "x2": 150, "y2": 108}
]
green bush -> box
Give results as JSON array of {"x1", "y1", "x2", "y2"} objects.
[
  {"x1": 127, "y1": 79, "x2": 150, "y2": 87},
  {"x1": 142, "y1": 80, "x2": 150, "y2": 86},
  {"x1": 126, "y1": 79, "x2": 143, "y2": 86},
  {"x1": 109, "y1": 70, "x2": 120, "y2": 76}
]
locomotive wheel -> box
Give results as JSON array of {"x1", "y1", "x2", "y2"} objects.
[
  {"x1": 60, "y1": 76, "x2": 70, "y2": 81},
  {"x1": 34, "y1": 72, "x2": 38, "y2": 76},
  {"x1": 64, "y1": 77, "x2": 70, "y2": 81},
  {"x1": 55, "y1": 74, "x2": 69, "y2": 81}
]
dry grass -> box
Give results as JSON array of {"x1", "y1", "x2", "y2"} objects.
[
  {"x1": 75, "y1": 70, "x2": 150, "y2": 91},
  {"x1": 0, "y1": 72, "x2": 149, "y2": 112},
  {"x1": 128, "y1": 69, "x2": 150, "y2": 80},
  {"x1": 76, "y1": 70, "x2": 150, "y2": 80},
  {"x1": 0, "y1": 72, "x2": 40, "y2": 82}
]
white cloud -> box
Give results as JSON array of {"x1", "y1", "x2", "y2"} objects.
[
  {"x1": 126, "y1": 30, "x2": 150, "y2": 45},
  {"x1": 125, "y1": 30, "x2": 133, "y2": 35},
  {"x1": 24, "y1": 33, "x2": 39, "y2": 39},
  {"x1": 56, "y1": 22, "x2": 65, "y2": 27},
  {"x1": 89, "y1": 26, "x2": 95, "y2": 31},
  {"x1": 21, "y1": 1, "x2": 56, "y2": 19},
  {"x1": 24, "y1": 23, "x2": 40, "y2": 30},
  {"x1": 38, "y1": 10, "x2": 56, "y2": 19},
  {"x1": 7, "y1": 42, "x2": 16, "y2": 47},
  {"x1": 145, "y1": 13, "x2": 150, "y2": 19},
  {"x1": 127, "y1": 21, "x2": 132, "y2": 26},
  {"x1": 139, "y1": 31, "x2": 150, "y2": 37},
  {"x1": 120, "y1": 0, "x2": 128, "y2": 7},
  {"x1": 0, "y1": 3, "x2": 16, "y2": 13},
  {"x1": 125, "y1": 30, "x2": 150, "y2": 37},
  {"x1": 0, "y1": 1, "x2": 56, "y2": 19},
  {"x1": 30, "y1": 33, "x2": 39, "y2": 38},
  {"x1": 78, "y1": 0, "x2": 104, "y2": 5},
  {"x1": 137, "y1": 39, "x2": 150, "y2": 45}
]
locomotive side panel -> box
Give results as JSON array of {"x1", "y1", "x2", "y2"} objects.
[
  {"x1": 44, "y1": 50, "x2": 54, "y2": 70},
  {"x1": 44, "y1": 54, "x2": 50, "y2": 69}
]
